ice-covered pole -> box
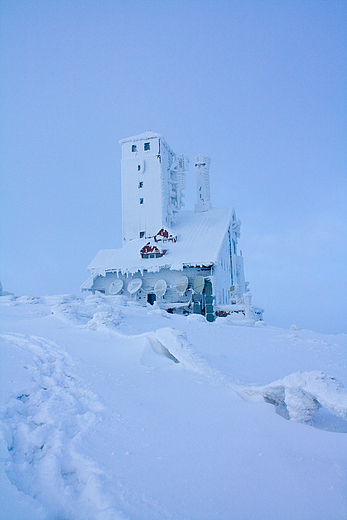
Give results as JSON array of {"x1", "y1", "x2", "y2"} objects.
[{"x1": 194, "y1": 155, "x2": 211, "y2": 212}]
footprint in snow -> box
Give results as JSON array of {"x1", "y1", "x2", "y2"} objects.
[{"x1": 0, "y1": 333, "x2": 124, "y2": 520}]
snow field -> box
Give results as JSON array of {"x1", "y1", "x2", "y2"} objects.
[
  {"x1": 1, "y1": 332, "x2": 125, "y2": 520},
  {"x1": 1, "y1": 293, "x2": 347, "y2": 519}
]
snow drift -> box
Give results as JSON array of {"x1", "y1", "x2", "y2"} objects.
[{"x1": 1, "y1": 293, "x2": 346, "y2": 520}]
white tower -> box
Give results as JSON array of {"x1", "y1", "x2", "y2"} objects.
[
  {"x1": 119, "y1": 132, "x2": 188, "y2": 243},
  {"x1": 194, "y1": 155, "x2": 212, "y2": 212}
]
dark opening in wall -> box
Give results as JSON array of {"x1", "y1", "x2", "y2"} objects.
[{"x1": 147, "y1": 293, "x2": 156, "y2": 305}]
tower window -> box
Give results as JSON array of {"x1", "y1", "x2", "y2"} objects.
[
  {"x1": 138, "y1": 165, "x2": 141, "y2": 171},
  {"x1": 132, "y1": 145, "x2": 137, "y2": 152},
  {"x1": 138, "y1": 181, "x2": 143, "y2": 188},
  {"x1": 140, "y1": 198, "x2": 144, "y2": 204},
  {"x1": 140, "y1": 231, "x2": 145, "y2": 238},
  {"x1": 144, "y1": 142, "x2": 150, "y2": 151}
]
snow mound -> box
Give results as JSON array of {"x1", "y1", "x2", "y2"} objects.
[
  {"x1": 147, "y1": 307, "x2": 172, "y2": 318},
  {"x1": 186, "y1": 313, "x2": 206, "y2": 322},
  {"x1": 146, "y1": 327, "x2": 226, "y2": 385},
  {"x1": 0, "y1": 333, "x2": 123, "y2": 520},
  {"x1": 290, "y1": 324, "x2": 300, "y2": 331},
  {"x1": 42, "y1": 294, "x2": 78, "y2": 306},
  {"x1": 85, "y1": 310, "x2": 122, "y2": 331},
  {"x1": 255, "y1": 320, "x2": 266, "y2": 327},
  {"x1": 15, "y1": 295, "x2": 43, "y2": 304},
  {"x1": 0, "y1": 294, "x2": 15, "y2": 305},
  {"x1": 51, "y1": 294, "x2": 124, "y2": 329},
  {"x1": 227, "y1": 316, "x2": 255, "y2": 326},
  {"x1": 241, "y1": 371, "x2": 347, "y2": 425},
  {"x1": 144, "y1": 328, "x2": 347, "y2": 430}
]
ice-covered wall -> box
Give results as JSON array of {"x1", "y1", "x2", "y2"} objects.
[
  {"x1": 214, "y1": 231, "x2": 232, "y2": 305},
  {"x1": 91, "y1": 265, "x2": 213, "y2": 311},
  {"x1": 120, "y1": 132, "x2": 188, "y2": 243},
  {"x1": 213, "y1": 213, "x2": 247, "y2": 305},
  {"x1": 194, "y1": 155, "x2": 212, "y2": 212},
  {"x1": 120, "y1": 132, "x2": 166, "y2": 243}
]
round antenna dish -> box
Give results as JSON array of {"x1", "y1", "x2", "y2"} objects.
[
  {"x1": 193, "y1": 276, "x2": 205, "y2": 293},
  {"x1": 176, "y1": 275, "x2": 188, "y2": 293},
  {"x1": 154, "y1": 279, "x2": 167, "y2": 298},
  {"x1": 109, "y1": 280, "x2": 123, "y2": 295},
  {"x1": 127, "y1": 278, "x2": 142, "y2": 294}
]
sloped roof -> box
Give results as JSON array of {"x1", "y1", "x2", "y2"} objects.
[{"x1": 85, "y1": 207, "x2": 235, "y2": 278}]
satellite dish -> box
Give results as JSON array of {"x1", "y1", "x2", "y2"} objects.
[
  {"x1": 193, "y1": 276, "x2": 205, "y2": 293},
  {"x1": 175, "y1": 275, "x2": 188, "y2": 293},
  {"x1": 154, "y1": 279, "x2": 167, "y2": 298},
  {"x1": 127, "y1": 278, "x2": 142, "y2": 294},
  {"x1": 230, "y1": 285, "x2": 235, "y2": 292},
  {"x1": 109, "y1": 280, "x2": 123, "y2": 295}
]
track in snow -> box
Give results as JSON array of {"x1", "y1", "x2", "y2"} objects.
[{"x1": 1, "y1": 333, "x2": 125, "y2": 520}]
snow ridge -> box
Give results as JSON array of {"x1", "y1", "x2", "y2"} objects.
[
  {"x1": 147, "y1": 327, "x2": 229, "y2": 386},
  {"x1": 49, "y1": 294, "x2": 347, "y2": 429},
  {"x1": 1, "y1": 333, "x2": 124, "y2": 520},
  {"x1": 145, "y1": 329, "x2": 347, "y2": 429},
  {"x1": 240, "y1": 371, "x2": 347, "y2": 424}
]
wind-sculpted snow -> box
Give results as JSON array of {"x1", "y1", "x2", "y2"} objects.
[
  {"x1": 146, "y1": 328, "x2": 228, "y2": 386},
  {"x1": 51, "y1": 293, "x2": 125, "y2": 329},
  {"x1": 240, "y1": 371, "x2": 347, "y2": 425},
  {"x1": 1, "y1": 293, "x2": 347, "y2": 520},
  {"x1": 141, "y1": 327, "x2": 347, "y2": 430},
  {"x1": 49, "y1": 294, "x2": 347, "y2": 430},
  {"x1": 0, "y1": 333, "x2": 124, "y2": 520}
]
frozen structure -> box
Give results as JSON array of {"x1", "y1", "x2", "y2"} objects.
[{"x1": 82, "y1": 131, "x2": 263, "y2": 322}]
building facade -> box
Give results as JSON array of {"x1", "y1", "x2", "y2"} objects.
[{"x1": 82, "y1": 132, "x2": 263, "y2": 322}]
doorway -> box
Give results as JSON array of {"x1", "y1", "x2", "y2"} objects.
[{"x1": 147, "y1": 293, "x2": 156, "y2": 305}]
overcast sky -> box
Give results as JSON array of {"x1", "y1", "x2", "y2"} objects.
[{"x1": 1, "y1": 0, "x2": 346, "y2": 333}]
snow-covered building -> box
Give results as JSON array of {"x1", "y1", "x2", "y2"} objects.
[{"x1": 82, "y1": 131, "x2": 263, "y2": 321}]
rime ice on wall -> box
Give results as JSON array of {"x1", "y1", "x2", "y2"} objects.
[
  {"x1": 83, "y1": 132, "x2": 263, "y2": 320},
  {"x1": 119, "y1": 132, "x2": 189, "y2": 243},
  {"x1": 194, "y1": 155, "x2": 212, "y2": 212}
]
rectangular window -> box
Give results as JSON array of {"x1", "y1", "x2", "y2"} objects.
[
  {"x1": 139, "y1": 231, "x2": 145, "y2": 238},
  {"x1": 144, "y1": 142, "x2": 150, "y2": 151},
  {"x1": 140, "y1": 198, "x2": 144, "y2": 204},
  {"x1": 138, "y1": 164, "x2": 141, "y2": 171},
  {"x1": 138, "y1": 181, "x2": 143, "y2": 188},
  {"x1": 132, "y1": 145, "x2": 137, "y2": 152}
]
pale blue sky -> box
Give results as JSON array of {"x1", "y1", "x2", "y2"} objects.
[{"x1": 1, "y1": 0, "x2": 346, "y2": 333}]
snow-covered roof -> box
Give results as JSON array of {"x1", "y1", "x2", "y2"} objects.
[
  {"x1": 86, "y1": 207, "x2": 234, "y2": 277},
  {"x1": 119, "y1": 131, "x2": 175, "y2": 156},
  {"x1": 119, "y1": 130, "x2": 162, "y2": 143}
]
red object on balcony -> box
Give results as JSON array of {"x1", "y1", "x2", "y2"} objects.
[
  {"x1": 140, "y1": 242, "x2": 167, "y2": 259},
  {"x1": 154, "y1": 228, "x2": 177, "y2": 243}
]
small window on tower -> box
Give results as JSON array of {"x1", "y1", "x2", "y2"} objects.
[
  {"x1": 132, "y1": 145, "x2": 137, "y2": 152},
  {"x1": 140, "y1": 231, "x2": 145, "y2": 238},
  {"x1": 140, "y1": 198, "x2": 144, "y2": 204},
  {"x1": 144, "y1": 142, "x2": 150, "y2": 151},
  {"x1": 138, "y1": 181, "x2": 143, "y2": 188},
  {"x1": 138, "y1": 165, "x2": 141, "y2": 171}
]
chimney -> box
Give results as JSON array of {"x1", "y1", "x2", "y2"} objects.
[{"x1": 194, "y1": 155, "x2": 211, "y2": 212}]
